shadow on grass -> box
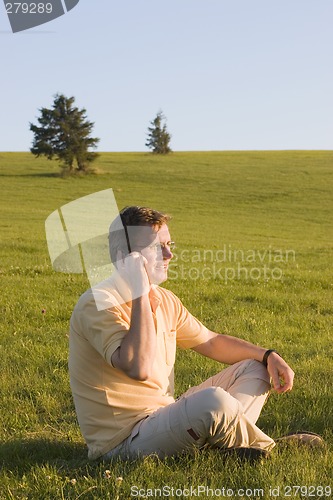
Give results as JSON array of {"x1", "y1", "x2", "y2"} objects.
[
  {"x1": 0, "y1": 437, "x2": 89, "y2": 473},
  {"x1": 0, "y1": 168, "x2": 107, "y2": 178},
  {"x1": 0, "y1": 437, "x2": 162, "y2": 479},
  {"x1": 0, "y1": 172, "x2": 60, "y2": 178}
]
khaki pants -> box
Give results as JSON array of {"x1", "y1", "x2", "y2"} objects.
[{"x1": 103, "y1": 359, "x2": 275, "y2": 460}]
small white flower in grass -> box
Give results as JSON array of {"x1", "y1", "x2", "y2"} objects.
[
  {"x1": 103, "y1": 470, "x2": 111, "y2": 479},
  {"x1": 70, "y1": 478, "x2": 77, "y2": 485},
  {"x1": 115, "y1": 476, "x2": 123, "y2": 485}
]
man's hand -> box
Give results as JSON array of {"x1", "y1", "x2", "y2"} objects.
[
  {"x1": 120, "y1": 252, "x2": 150, "y2": 298},
  {"x1": 267, "y1": 352, "x2": 295, "y2": 394}
]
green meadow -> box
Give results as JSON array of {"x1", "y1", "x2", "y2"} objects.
[{"x1": 0, "y1": 151, "x2": 332, "y2": 499}]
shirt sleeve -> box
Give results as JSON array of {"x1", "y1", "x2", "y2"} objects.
[{"x1": 74, "y1": 296, "x2": 129, "y2": 365}]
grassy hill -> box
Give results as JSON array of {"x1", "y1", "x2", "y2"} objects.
[{"x1": 0, "y1": 151, "x2": 332, "y2": 499}]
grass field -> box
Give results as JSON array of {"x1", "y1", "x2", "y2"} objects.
[{"x1": 0, "y1": 151, "x2": 332, "y2": 499}]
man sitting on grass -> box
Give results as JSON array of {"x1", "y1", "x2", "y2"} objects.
[{"x1": 69, "y1": 206, "x2": 322, "y2": 461}]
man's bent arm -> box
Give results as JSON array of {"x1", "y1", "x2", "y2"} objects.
[
  {"x1": 193, "y1": 331, "x2": 294, "y2": 393},
  {"x1": 111, "y1": 295, "x2": 156, "y2": 380},
  {"x1": 111, "y1": 253, "x2": 156, "y2": 381}
]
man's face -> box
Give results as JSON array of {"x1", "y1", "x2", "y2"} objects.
[{"x1": 129, "y1": 224, "x2": 174, "y2": 285}]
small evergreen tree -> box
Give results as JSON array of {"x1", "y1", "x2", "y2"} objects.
[
  {"x1": 145, "y1": 111, "x2": 172, "y2": 154},
  {"x1": 30, "y1": 94, "x2": 100, "y2": 173}
]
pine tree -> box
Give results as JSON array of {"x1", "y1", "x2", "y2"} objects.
[
  {"x1": 30, "y1": 94, "x2": 100, "y2": 173},
  {"x1": 145, "y1": 111, "x2": 172, "y2": 154}
]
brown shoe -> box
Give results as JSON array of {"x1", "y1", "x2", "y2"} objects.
[{"x1": 276, "y1": 431, "x2": 324, "y2": 448}]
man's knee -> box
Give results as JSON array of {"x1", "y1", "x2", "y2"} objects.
[
  {"x1": 195, "y1": 386, "x2": 234, "y2": 412},
  {"x1": 184, "y1": 386, "x2": 240, "y2": 432}
]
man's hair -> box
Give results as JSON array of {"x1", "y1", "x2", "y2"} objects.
[{"x1": 109, "y1": 206, "x2": 171, "y2": 264}]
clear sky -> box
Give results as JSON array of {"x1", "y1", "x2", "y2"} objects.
[{"x1": 1, "y1": 0, "x2": 332, "y2": 152}]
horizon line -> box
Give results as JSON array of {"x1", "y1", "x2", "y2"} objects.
[{"x1": 0, "y1": 149, "x2": 332, "y2": 154}]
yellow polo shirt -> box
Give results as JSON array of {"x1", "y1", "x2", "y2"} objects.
[{"x1": 69, "y1": 276, "x2": 210, "y2": 460}]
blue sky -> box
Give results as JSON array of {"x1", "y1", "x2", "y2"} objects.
[{"x1": 1, "y1": 0, "x2": 332, "y2": 152}]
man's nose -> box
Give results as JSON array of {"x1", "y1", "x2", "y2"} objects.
[{"x1": 162, "y1": 246, "x2": 173, "y2": 260}]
